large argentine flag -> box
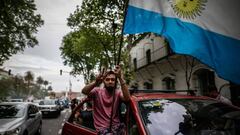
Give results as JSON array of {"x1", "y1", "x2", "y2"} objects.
[{"x1": 124, "y1": 0, "x2": 240, "y2": 84}]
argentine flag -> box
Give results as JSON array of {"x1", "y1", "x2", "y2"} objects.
[{"x1": 124, "y1": 0, "x2": 240, "y2": 84}]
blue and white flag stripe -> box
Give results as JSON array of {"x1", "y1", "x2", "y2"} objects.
[{"x1": 124, "y1": 0, "x2": 240, "y2": 84}]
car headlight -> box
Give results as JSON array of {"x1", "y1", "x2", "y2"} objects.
[{"x1": 5, "y1": 127, "x2": 21, "y2": 135}]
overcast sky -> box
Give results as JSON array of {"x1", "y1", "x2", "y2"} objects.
[{"x1": 2, "y1": 0, "x2": 84, "y2": 92}]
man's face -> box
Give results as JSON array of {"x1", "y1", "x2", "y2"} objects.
[{"x1": 104, "y1": 74, "x2": 116, "y2": 88}]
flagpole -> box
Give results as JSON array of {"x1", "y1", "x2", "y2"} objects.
[
  {"x1": 113, "y1": 20, "x2": 117, "y2": 66},
  {"x1": 117, "y1": 0, "x2": 129, "y2": 65},
  {"x1": 109, "y1": 0, "x2": 130, "y2": 133}
]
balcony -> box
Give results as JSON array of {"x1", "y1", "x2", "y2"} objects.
[{"x1": 132, "y1": 45, "x2": 172, "y2": 70}]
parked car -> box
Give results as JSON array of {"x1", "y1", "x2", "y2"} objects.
[
  {"x1": 0, "y1": 102, "x2": 42, "y2": 135},
  {"x1": 62, "y1": 90, "x2": 240, "y2": 135},
  {"x1": 39, "y1": 99, "x2": 61, "y2": 117},
  {"x1": 60, "y1": 99, "x2": 70, "y2": 108},
  {"x1": 8, "y1": 98, "x2": 24, "y2": 102},
  {"x1": 58, "y1": 100, "x2": 65, "y2": 111},
  {"x1": 32, "y1": 99, "x2": 43, "y2": 108}
]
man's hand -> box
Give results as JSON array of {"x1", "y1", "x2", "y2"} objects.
[
  {"x1": 95, "y1": 68, "x2": 106, "y2": 85},
  {"x1": 82, "y1": 68, "x2": 106, "y2": 95},
  {"x1": 114, "y1": 65, "x2": 123, "y2": 79}
]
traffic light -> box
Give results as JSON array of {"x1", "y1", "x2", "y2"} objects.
[
  {"x1": 8, "y1": 69, "x2": 11, "y2": 75},
  {"x1": 60, "y1": 69, "x2": 62, "y2": 75}
]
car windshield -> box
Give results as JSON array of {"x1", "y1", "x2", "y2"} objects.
[
  {"x1": 0, "y1": 104, "x2": 26, "y2": 119},
  {"x1": 39, "y1": 100, "x2": 56, "y2": 105},
  {"x1": 139, "y1": 99, "x2": 240, "y2": 135}
]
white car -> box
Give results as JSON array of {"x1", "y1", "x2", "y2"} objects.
[
  {"x1": 38, "y1": 99, "x2": 61, "y2": 117},
  {"x1": 0, "y1": 102, "x2": 42, "y2": 135},
  {"x1": 8, "y1": 99, "x2": 24, "y2": 102}
]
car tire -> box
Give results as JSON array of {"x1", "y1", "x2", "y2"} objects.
[{"x1": 35, "y1": 122, "x2": 42, "y2": 135}]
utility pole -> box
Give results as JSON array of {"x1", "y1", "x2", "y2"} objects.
[{"x1": 60, "y1": 69, "x2": 72, "y2": 100}]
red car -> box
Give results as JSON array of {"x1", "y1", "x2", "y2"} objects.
[{"x1": 62, "y1": 90, "x2": 240, "y2": 135}]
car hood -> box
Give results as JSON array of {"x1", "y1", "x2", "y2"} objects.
[{"x1": 0, "y1": 118, "x2": 24, "y2": 132}]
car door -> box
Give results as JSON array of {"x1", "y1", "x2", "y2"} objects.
[
  {"x1": 32, "y1": 104, "x2": 42, "y2": 133},
  {"x1": 26, "y1": 105, "x2": 36, "y2": 135},
  {"x1": 62, "y1": 100, "x2": 97, "y2": 135},
  {"x1": 62, "y1": 122, "x2": 97, "y2": 135},
  {"x1": 125, "y1": 101, "x2": 146, "y2": 135}
]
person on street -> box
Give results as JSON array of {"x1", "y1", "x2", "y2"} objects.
[
  {"x1": 82, "y1": 65, "x2": 130, "y2": 135},
  {"x1": 70, "y1": 98, "x2": 78, "y2": 111},
  {"x1": 208, "y1": 85, "x2": 232, "y2": 104}
]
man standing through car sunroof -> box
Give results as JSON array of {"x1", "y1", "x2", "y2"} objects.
[{"x1": 82, "y1": 65, "x2": 130, "y2": 135}]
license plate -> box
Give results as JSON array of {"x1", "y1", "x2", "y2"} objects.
[{"x1": 43, "y1": 112, "x2": 48, "y2": 114}]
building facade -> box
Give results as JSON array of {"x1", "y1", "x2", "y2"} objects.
[{"x1": 129, "y1": 34, "x2": 240, "y2": 105}]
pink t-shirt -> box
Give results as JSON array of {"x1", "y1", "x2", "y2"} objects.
[{"x1": 89, "y1": 87, "x2": 123, "y2": 132}]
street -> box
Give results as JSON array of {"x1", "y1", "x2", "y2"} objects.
[{"x1": 42, "y1": 109, "x2": 71, "y2": 135}]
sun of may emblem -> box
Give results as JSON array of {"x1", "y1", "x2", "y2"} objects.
[{"x1": 169, "y1": 0, "x2": 207, "y2": 19}]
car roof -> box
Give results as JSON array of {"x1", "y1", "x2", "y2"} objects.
[
  {"x1": 130, "y1": 90, "x2": 211, "y2": 102},
  {"x1": 0, "y1": 102, "x2": 36, "y2": 106}
]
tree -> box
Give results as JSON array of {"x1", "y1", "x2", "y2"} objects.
[
  {"x1": 0, "y1": 78, "x2": 14, "y2": 98},
  {"x1": 180, "y1": 56, "x2": 197, "y2": 90},
  {"x1": 13, "y1": 74, "x2": 25, "y2": 97},
  {"x1": 47, "y1": 86, "x2": 53, "y2": 91},
  {"x1": 43, "y1": 80, "x2": 48, "y2": 89},
  {"x1": 62, "y1": 0, "x2": 137, "y2": 84},
  {"x1": 0, "y1": 0, "x2": 44, "y2": 65},
  {"x1": 0, "y1": 74, "x2": 26, "y2": 99},
  {"x1": 24, "y1": 71, "x2": 34, "y2": 96},
  {"x1": 61, "y1": 27, "x2": 112, "y2": 83},
  {"x1": 36, "y1": 76, "x2": 44, "y2": 89}
]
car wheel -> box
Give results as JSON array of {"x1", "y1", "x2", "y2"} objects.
[{"x1": 35, "y1": 122, "x2": 42, "y2": 135}]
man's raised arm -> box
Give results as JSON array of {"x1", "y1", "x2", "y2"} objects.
[
  {"x1": 82, "y1": 81, "x2": 97, "y2": 95},
  {"x1": 82, "y1": 73, "x2": 103, "y2": 95},
  {"x1": 114, "y1": 65, "x2": 130, "y2": 102}
]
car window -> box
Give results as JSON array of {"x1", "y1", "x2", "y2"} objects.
[
  {"x1": 32, "y1": 105, "x2": 39, "y2": 114},
  {"x1": 39, "y1": 100, "x2": 56, "y2": 105},
  {"x1": 139, "y1": 99, "x2": 240, "y2": 135},
  {"x1": 128, "y1": 108, "x2": 139, "y2": 135},
  {"x1": 28, "y1": 105, "x2": 35, "y2": 114},
  {"x1": 0, "y1": 104, "x2": 26, "y2": 118}
]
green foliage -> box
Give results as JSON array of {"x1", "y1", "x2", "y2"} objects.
[
  {"x1": 0, "y1": 72, "x2": 52, "y2": 99},
  {"x1": 61, "y1": 27, "x2": 112, "y2": 83},
  {"x1": 67, "y1": 0, "x2": 124, "y2": 31},
  {"x1": 0, "y1": 78, "x2": 14, "y2": 97},
  {"x1": 61, "y1": 0, "x2": 136, "y2": 83},
  {"x1": 43, "y1": 80, "x2": 48, "y2": 88},
  {"x1": 0, "y1": 0, "x2": 44, "y2": 65},
  {"x1": 36, "y1": 76, "x2": 44, "y2": 86},
  {"x1": 47, "y1": 86, "x2": 53, "y2": 91}
]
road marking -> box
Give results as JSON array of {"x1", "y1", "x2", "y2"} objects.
[
  {"x1": 62, "y1": 123, "x2": 64, "y2": 126},
  {"x1": 58, "y1": 129, "x2": 62, "y2": 135}
]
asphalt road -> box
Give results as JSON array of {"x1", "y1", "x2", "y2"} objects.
[{"x1": 42, "y1": 109, "x2": 71, "y2": 135}]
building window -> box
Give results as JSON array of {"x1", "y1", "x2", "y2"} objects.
[
  {"x1": 144, "y1": 80, "x2": 153, "y2": 89},
  {"x1": 146, "y1": 49, "x2": 151, "y2": 64},
  {"x1": 193, "y1": 69, "x2": 215, "y2": 96},
  {"x1": 133, "y1": 58, "x2": 137, "y2": 70},
  {"x1": 162, "y1": 77, "x2": 175, "y2": 90}
]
